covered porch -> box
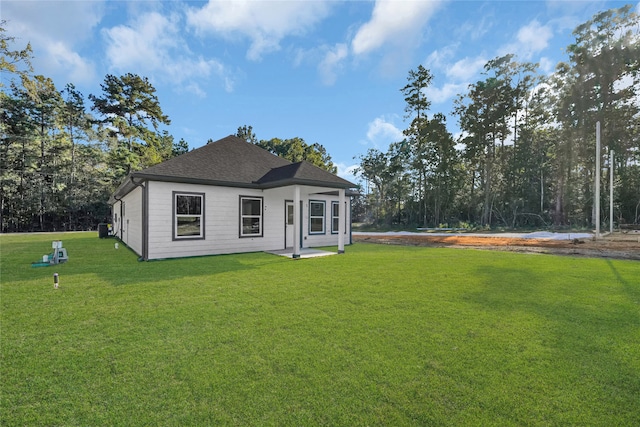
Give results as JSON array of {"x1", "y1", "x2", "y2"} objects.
[{"x1": 283, "y1": 184, "x2": 347, "y2": 259}]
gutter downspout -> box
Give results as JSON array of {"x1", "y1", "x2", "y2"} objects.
[{"x1": 130, "y1": 176, "x2": 148, "y2": 261}]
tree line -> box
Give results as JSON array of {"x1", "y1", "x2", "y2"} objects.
[
  {"x1": 355, "y1": 5, "x2": 640, "y2": 229},
  {"x1": 0, "y1": 23, "x2": 336, "y2": 233},
  {"x1": 2, "y1": 5, "x2": 638, "y2": 233}
]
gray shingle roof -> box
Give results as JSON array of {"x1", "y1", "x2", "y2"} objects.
[
  {"x1": 112, "y1": 135, "x2": 355, "y2": 200},
  {"x1": 256, "y1": 161, "x2": 353, "y2": 188}
]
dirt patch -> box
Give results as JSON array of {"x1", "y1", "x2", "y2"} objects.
[{"x1": 354, "y1": 232, "x2": 640, "y2": 260}]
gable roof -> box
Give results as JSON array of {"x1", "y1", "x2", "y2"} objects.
[{"x1": 112, "y1": 135, "x2": 355, "y2": 200}]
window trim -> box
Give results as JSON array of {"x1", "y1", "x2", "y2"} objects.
[
  {"x1": 286, "y1": 201, "x2": 294, "y2": 226},
  {"x1": 331, "y1": 201, "x2": 340, "y2": 234},
  {"x1": 309, "y1": 200, "x2": 326, "y2": 235},
  {"x1": 172, "y1": 191, "x2": 205, "y2": 241},
  {"x1": 239, "y1": 196, "x2": 264, "y2": 238}
]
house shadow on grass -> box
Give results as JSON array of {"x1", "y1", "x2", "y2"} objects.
[
  {"x1": 465, "y1": 261, "x2": 637, "y2": 328},
  {"x1": 14, "y1": 233, "x2": 286, "y2": 287},
  {"x1": 101, "y1": 252, "x2": 269, "y2": 287},
  {"x1": 464, "y1": 262, "x2": 640, "y2": 387},
  {"x1": 462, "y1": 264, "x2": 543, "y2": 313},
  {"x1": 606, "y1": 258, "x2": 640, "y2": 304}
]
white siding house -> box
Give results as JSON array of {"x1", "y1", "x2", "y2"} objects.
[{"x1": 110, "y1": 136, "x2": 356, "y2": 260}]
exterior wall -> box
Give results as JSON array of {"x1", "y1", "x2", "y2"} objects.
[
  {"x1": 116, "y1": 180, "x2": 352, "y2": 260},
  {"x1": 115, "y1": 185, "x2": 143, "y2": 256},
  {"x1": 111, "y1": 201, "x2": 121, "y2": 239},
  {"x1": 302, "y1": 192, "x2": 352, "y2": 248},
  {"x1": 147, "y1": 182, "x2": 312, "y2": 259}
]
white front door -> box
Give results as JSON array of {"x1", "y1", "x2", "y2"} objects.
[{"x1": 285, "y1": 201, "x2": 294, "y2": 248}]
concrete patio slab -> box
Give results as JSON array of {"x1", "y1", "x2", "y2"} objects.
[{"x1": 266, "y1": 248, "x2": 337, "y2": 259}]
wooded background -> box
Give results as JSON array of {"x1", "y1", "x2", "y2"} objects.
[
  {"x1": 355, "y1": 5, "x2": 639, "y2": 229},
  {"x1": 1, "y1": 5, "x2": 638, "y2": 233}
]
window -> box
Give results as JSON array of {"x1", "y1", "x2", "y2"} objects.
[
  {"x1": 331, "y1": 201, "x2": 340, "y2": 234},
  {"x1": 287, "y1": 203, "x2": 294, "y2": 225},
  {"x1": 173, "y1": 192, "x2": 204, "y2": 240},
  {"x1": 240, "y1": 196, "x2": 263, "y2": 237},
  {"x1": 309, "y1": 200, "x2": 325, "y2": 234}
]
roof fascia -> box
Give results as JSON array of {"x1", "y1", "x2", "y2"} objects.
[
  {"x1": 110, "y1": 175, "x2": 149, "y2": 203},
  {"x1": 131, "y1": 173, "x2": 263, "y2": 189},
  {"x1": 110, "y1": 173, "x2": 354, "y2": 201},
  {"x1": 255, "y1": 177, "x2": 354, "y2": 189},
  {"x1": 313, "y1": 189, "x2": 361, "y2": 196},
  {"x1": 131, "y1": 173, "x2": 354, "y2": 190}
]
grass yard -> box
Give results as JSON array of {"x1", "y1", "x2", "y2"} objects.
[{"x1": 1, "y1": 232, "x2": 639, "y2": 426}]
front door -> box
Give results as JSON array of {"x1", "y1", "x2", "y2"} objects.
[{"x1": 285, "y1": 201, "x2": 294, "y2": 248}]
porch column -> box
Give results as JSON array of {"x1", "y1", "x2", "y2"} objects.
[
  {"x1": 293, "y1": 185, "x2": 301, "y2": 259},
  {"x1": 338, "y1": 188, "x2": 345, "y2": 254}
]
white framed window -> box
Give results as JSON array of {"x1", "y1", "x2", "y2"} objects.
[
  {"x1": 309, "y1": 200, "x2": 325, "y2": 234},
  {"x1": 173, "y1": 192, "x2": 204, "y2": 240},
  {"x1": 331, "y1": 201, "x2": 340, "y2": 234},
  {"x1": 240, "y1": 196, "x2": 263, "y2": 237}
]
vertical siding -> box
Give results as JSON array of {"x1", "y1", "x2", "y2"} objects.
[
  {"x1": 112, "y1": 200, "x2": 122, "y2": 240},
  {"x1": 120, "y1": 186, "x2": 143, "y2": 257}
]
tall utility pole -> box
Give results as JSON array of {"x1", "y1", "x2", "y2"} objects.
[
  {"x1": 610, "y1": 150, "x2": 614, "y2": 234},
  {"x1": 595, "y1": 122, "x2": 601, "y2": 239}
]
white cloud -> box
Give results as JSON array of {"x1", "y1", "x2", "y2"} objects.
[
  {"x1": 335, "y1": 162, "x2": 360, "y2": 182},
  {"x1": 364, "y1": 116, "x2": 404, "y2": 148},
  {"x1": 538, "y1": 57, "x2": 555, "y2": 74},
  {"x1": 517, "y1": 20, "x2": 553, "y2": 53},
  {"x1": 424, "y1": 49, "x2": 484, "y2": 106},
  {"x1": 318, "y1": 43, "x2": 349, "y2": 86},
  {"x1": 184, "y1": 83, "x2": 207, "y2": 99},
  {"x1": 44, "y1": 41, "x2": 97, "y2": 85},
  {"x1": 2, "y1": 0, "x2": 103, "y2": 84},
  {"x1": 425, "y1": 45, "x2": 458, "y2": 71},
  {"x1": 446, "y1": 56, "x2": 487, "y2": 82},
  {"x1": 499, "y1": 20, "x2": 553, "y2": 60},
  {"x1": 292, "y1": 42, "x2": 348, "y2": 86},
  {"x1": 425, "y1": 82, "x2": 468, "y2": 104},
  {"x1": 456, "y1": 14, "x2": 493, "y2": 41},
  {"x1": 351, "y1": 0, "x2": 443, "y2": 56},
  {"x1": 3, "y1": 0, "x2": 103, "y2": 41},
  {"x1": 103, "y1": 11, "x2": 233, "y2": 93},
  {"x1": 104, "y1": 12, "x2": 178, "y2": 72},
  {"x1": 186, "y1": 0, "x2": 332, "y2": 61}
]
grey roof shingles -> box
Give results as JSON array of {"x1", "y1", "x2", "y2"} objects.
[{"x1": 112, "y1": 135, "x2": 355, "y2": 200}]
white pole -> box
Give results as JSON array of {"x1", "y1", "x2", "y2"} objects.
[
  {"x1": 595, "y1": 122, "x2": 601, "y2": 239},
  {"x1": 293, "y1": 185, "x2": 301, "y2": 259},
  {"x1": 610, "y1": 150, "x2": 614, "y2": 234},
  {"x1": 338, "y1": 188, "x2": 345, "y2": 254}
]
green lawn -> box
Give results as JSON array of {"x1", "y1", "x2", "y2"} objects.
[{"x1": 1, "y1": 232, "x2": 639, "y2": 426}]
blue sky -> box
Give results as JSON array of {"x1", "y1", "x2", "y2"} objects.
[{"x1": 3, "y1": 0, "x2": 637, "y2": 182}]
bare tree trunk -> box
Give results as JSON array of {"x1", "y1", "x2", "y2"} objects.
[
  {"x1": 482, "y1": 159, "x2": 492, "y2": 226},
  {"x1": 554, "y1": 172, "x2": 564, "y2": 226}
]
